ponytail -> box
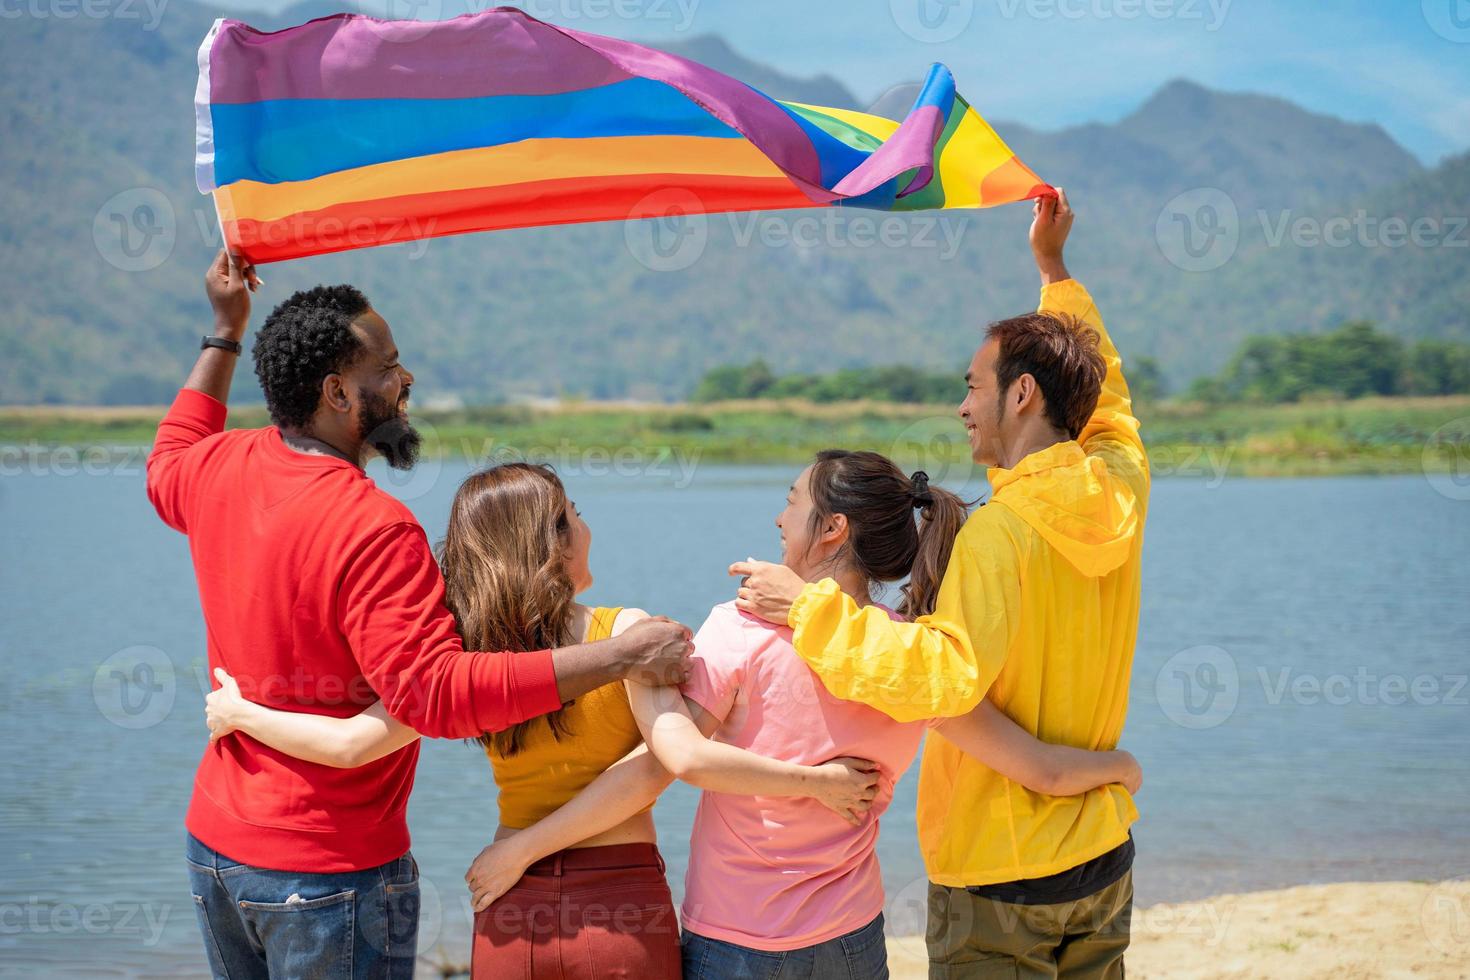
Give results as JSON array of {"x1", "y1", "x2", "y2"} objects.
[
  {"x1": 803, "y1": 452, "x2": 972, "y2": 617},
  {"x1": 900, "y1": 470, "x2": 968, "y2": 618}
]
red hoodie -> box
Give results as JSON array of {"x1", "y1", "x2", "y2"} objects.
[{"x1": 147, "y1": 388, "x2": 561, "y2": 871}]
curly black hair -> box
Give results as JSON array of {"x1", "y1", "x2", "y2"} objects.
[{"x1": 252, "y1": 285, "x2": 371, "y2": 429}]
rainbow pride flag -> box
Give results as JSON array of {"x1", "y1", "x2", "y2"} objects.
[{"x1": 195, "y1": 7, "x2": 1050, "y2": 264}]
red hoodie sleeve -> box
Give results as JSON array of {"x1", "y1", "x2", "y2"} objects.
[
  {"x1": 146, "y1": 388, "x2": 228, "y2": 533},
  {"x1": 337, "y1": 521, "x2": 564, "y2": 739}
]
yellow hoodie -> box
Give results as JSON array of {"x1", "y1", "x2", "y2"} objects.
[{"x1": 787, "y1": 278, "x2": 1149, "y2": 886}]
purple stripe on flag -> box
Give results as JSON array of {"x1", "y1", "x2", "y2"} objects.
[
  {"x1": 544, "y1": 18, "x2": 832, "y2": 203},
  {"x1": 831, "y1": 64, "x2": 956, "y2": 200},
  {"x1": 831, "y1": 104, "x2": 945, "y2": 199},
  {"x1": 207, "y1": 10, "x2": 633, "y2": 104}
]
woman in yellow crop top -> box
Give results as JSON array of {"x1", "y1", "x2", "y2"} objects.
[{"x1": 201, "y1": 462, "x2": 879, "y2": 980}]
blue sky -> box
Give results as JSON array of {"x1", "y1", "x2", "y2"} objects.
[{"x1": 235, "y1": 0, "x2": 1470, "y2": 164}]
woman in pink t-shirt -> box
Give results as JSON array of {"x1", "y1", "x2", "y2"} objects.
[
  {"x1": 666, "y1": 450, "x2": 1141, "y2": 977},
  {"x1": 470, "y1": 450, "x2": 1140, "y2": 978}
]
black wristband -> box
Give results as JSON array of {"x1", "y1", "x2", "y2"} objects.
[{"x1": 201, "y1": 335, "x2": 243, "y2": 355}]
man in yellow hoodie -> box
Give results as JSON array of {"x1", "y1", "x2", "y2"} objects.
[{"x1": 732, "y1": 189, "x2": 1147, "y2": 978}]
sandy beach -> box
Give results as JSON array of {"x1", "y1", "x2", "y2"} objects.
[{"x1": 884, "y1": 880, "x2": 1470, "y2": 979}]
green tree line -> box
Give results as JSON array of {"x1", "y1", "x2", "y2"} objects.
[
  {"x1": 1186, "y1": 321, "x2": 1470, "y2": 403},
  {"x1": 693, "y1": 322, "x2": 1470, "y2": 406}
]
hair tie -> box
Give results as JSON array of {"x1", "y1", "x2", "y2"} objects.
[{"x1": 909, "y1": 470, "x2": 934, "y2": 508}]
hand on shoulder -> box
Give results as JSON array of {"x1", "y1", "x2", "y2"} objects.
[{"x1": 610, "y1": 607, "x2": 650, "y2": 637}]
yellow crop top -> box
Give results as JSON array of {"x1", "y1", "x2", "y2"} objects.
[{"x1": 486, "y1": 607, "x2": 650, "y2": 829}]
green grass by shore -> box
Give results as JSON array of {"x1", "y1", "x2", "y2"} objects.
[{"x1": 2, "y1": 396, "x2": 1467, "y2": 478}]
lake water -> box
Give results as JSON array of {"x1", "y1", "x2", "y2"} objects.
[{"x1": 1, "y1": 459, "x2": 1467, "y2": 976}]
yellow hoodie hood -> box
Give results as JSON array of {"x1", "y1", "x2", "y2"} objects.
[{"x1": 986, "y1": 440, "x2": 1139, "y2": 578}]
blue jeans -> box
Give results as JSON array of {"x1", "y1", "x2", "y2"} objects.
[
  {"x1": 682, "y1": 913, "x2": 889, "y2": 980},
  {"x1": 185, "y1": 833, "x2": 419, "y2": 979}
]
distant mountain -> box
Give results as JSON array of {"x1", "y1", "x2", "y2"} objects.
[
  {"x1": 656, "y1": 34, "x2": 858, "y2": 108},
  {"x1": 1, "y1": 2, "x2": 1463, "y2": 405}
]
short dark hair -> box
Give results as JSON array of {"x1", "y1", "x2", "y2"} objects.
[
  {"x1": 985, "y1": 311, "x2": 1105, "y2": 439},
  {"x1": 252, "y1": 285, "x2": 371, "y2": 428}
]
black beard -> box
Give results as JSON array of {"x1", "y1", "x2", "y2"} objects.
[{"x1": 358, "y1": 389, "x2": 421, "y2": 471}]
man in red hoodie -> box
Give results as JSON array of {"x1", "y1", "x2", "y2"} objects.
[{"x1": 151, "y1": 251, "x2": 693, "y2": 979}]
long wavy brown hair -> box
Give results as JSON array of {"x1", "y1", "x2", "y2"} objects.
[{"x1": 437, "y1": 463, "x2": 578, "y2": 757}]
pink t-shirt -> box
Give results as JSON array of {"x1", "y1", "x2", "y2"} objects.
[{"x1": 679, "y1": 600, "x2": 927, "y2": 950}]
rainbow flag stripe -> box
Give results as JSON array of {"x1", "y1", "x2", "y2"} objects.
[{"x1": 195, "y1": 8, "x2": 1050, "y2": 264}]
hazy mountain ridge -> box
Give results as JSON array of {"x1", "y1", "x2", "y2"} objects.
[{"x1": 1, "y1": 2, "x2": 1463, "y2": 405}]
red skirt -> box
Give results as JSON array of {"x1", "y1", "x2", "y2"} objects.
[{"x1": 472, "y1": 842, "x2": 680, "y2": 980}]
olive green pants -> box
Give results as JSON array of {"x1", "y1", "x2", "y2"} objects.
[{"x1": 926, "y1": 872, "x2": 1132, "y2": 979}]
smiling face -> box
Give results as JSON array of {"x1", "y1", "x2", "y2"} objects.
[
  {"x1": 347, "y1": 310, "x2": 414, "y2": 418},
  {"x1": 958, "y1": 338, "x2": 1006, "y2": 466},
  {"x1": 342, "y1": 310, "x2": 420, "y2": 468},
  {"x1": 561, "y1": 499, "x2": 594, "y2": 594}
]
